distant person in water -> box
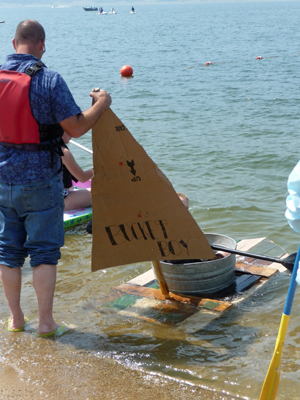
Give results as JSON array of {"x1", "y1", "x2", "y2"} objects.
[
  {"x1": 61, "y1": 132, "x2": 93, "y2": 211},
  {"x1": 86, "y1": 191, "x2": 189, "y2": 234}
]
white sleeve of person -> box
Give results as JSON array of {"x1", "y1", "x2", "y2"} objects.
[
  {"x1": 297, "y1": 265, "x2": 300, "y2": 285},
  {"x1": 285, "y1": 160, "x2": 300, "y2": 233},
  {"x1": 285, "y1": 161, "x2": 300, "y2": 285}
]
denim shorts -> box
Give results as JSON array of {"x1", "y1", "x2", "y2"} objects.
[{"x1": 0, "y1": 175, "x2": 65, "y2": 268}]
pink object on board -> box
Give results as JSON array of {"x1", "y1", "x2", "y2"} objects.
[{"x1": 72, "y1": 180, "x2": 91, "y2": 189}]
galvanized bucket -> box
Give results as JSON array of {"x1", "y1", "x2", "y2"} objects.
[{"x1": 158, "y1": 233, "x2": 236, "y2": 297}]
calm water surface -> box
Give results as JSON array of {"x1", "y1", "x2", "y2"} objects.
[{"x1": 1, "y1": 3, "x2": 300, "y2": 399}]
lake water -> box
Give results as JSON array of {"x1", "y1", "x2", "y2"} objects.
[{"x1": 1, "y1": 2, "x2": 300, "y2": 399}]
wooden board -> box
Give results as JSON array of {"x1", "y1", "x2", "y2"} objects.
[
  {"x1": 113, "y1": 283, "x2": 232, "y2": 312},
  {"x1": 235, "y1": 261, "x2": 277, "y2": 278},
  {"x1": 100, "y1": 237, "x2": 290, "y2": 332}
]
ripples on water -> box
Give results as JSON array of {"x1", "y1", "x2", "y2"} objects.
[{"x1": 1, "y1": 2, "x2": 300, "y2": 399}]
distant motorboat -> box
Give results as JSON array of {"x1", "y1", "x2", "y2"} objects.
[
  {"x1": 109, "y1": 9, "x2": 117, "y2": 14},
  {"x1": 83, "y1": 6, "x2": 98, "y2": 11},
  {"x1": 98, "y1": 11, "x2": 107, "y2": 14},
  {"x1": 130, "y1": 10, "x2": 136, "y2": 14},
  {"x1": 0, "y1": 21, "x2": 5, "y2": 23}
]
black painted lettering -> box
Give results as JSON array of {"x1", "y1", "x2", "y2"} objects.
[
  {"x1": 115, "y1": 124, "x2": 126, "y2": 132},
  {"x1": 105, "y1": 225, "x2": 126, "y2": 246},
  {"x1": 168, "y1": 241, "x2": 175, "y2": 255},
  {"x1": 157, "y1": 239, "x2": 189, "y2": 257},
  {"x1": 168, "y1": 240, "x2": 182, "y2": 255},
  {"x1": 106, "y1": 220, "x2": 175, "y2": 247},
  {"x1": 145, "y1": 221, "x2": 156, "y2": 240},
  {"x1": 137, "y1": 223, "x2": 148, "y2": 240},
  {"x1": 157, "y1": 241, "x2": 169, "y2": 257},
  {"x1": 179, "y1": 239, "x2": 189, "y2": 255},
  {"x1": 157, "y1": 220, "x2": 168, "y2": 239},
  {"x1": 131, "y1": 176, "x2": 141, "y2": 182},
  {"x1": 119, "y1": 224, "x2": 134, "y2": 242},
  {"x1": 130, "y1": 224, "x2": 139, "y2": 240},
  {"x1": 131, "y1": 223, "x2": 152, "y2": 240}
]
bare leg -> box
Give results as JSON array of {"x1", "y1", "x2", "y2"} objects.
[
  {"x1": 33, "y1": 264, "x2": 59, "y2": 335},
  {"x1": 0, "y1": 265, "x2": 25, "y2": 329},
  {"x1": 64, "y1": 189, "x2": 91, "y2": 211}
]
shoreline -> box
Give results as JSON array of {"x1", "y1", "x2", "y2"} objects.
[{"x1": 0, "y1": 353, "x2": 236, "y2": 400}]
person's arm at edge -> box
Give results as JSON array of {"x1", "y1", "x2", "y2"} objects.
[
  {"x1": 61, "y1": 147, "x2": 93, "y2": 183},
  {"x1": 60, "y1": 90, "x2": 111, "y2": 138}
]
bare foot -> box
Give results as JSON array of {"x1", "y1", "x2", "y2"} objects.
[{"x1": 8, "y1": 313, "x2": 25, "y2": 330}]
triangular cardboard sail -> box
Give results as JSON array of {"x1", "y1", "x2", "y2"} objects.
[{"x1": 91, "y1": 108, "x2": 216, "y2": 271}]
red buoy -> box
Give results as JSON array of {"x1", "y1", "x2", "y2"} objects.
[
  {"x1": 256, "y1": 56, "x2": 263, "y2": 60},
  {"x1": 205, "y1": 61, "x2": 212, "y2": 65},
  {"x1": 120, "y1": 65, "x2": 133, "y2": 77}
]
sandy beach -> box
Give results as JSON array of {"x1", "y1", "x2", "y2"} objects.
[{"x1": 0, "y1": 351, "x2": 235, "y2": 400}]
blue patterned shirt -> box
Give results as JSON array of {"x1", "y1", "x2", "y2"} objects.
[{"x1": 0, "y1": 54, "x2": 82, "y2": 184}]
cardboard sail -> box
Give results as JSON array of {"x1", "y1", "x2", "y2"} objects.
[{"x1": 91, "y1": 108, "x2": 216, "y2": 271}]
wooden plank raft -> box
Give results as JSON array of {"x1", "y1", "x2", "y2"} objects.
[
  {"x1": 104, "y1": 237, "x2": 289, "y2": 330},
  {"x1": 113, "y1": 283, "x2": 231, "y2": 312}
]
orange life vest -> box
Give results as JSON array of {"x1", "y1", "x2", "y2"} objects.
[
  {"x1": 0, "y1": 69, "x2": 41, "y2": 144},
  {"x1": 0, "y1": 62, "x2": 63, "y2": 147}
]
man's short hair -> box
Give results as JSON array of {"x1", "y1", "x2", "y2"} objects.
[
  {"x1": 15, "y1": 20, "x2": 45, "y2": 45},
  {"x1": 176, "y1": 192, "x2": 189, "y2": 202},
  {"x1": 176, "y1": 192, "x2": 189, "y2": 209}
]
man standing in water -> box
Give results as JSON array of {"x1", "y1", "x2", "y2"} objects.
[{"x1": 0, "y1": 20, "x2": 111, "y2": 336}]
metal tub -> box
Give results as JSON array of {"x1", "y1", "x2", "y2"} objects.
[{"x1": 158, "y1": 233, "x2": 236, "y2": 297}]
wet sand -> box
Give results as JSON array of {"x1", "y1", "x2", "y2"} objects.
[
  {"x1": 0, "y1": 234, "x2": 263, "y2": 400},
  {"x1": 0, "y1": 244, "x2": 240, "y2": 400},
  {"x1": 0, "y1": 351, "x2": 235, "y2": 400}
]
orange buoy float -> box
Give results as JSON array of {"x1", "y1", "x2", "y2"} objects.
[
  {"x1": 205, "y1": 61, "x2": 212, "y2": 65},
  {"x1": 120, "y1": 65, "x2": 133, "y2": 77},
  {"x1": 256, "y1": 56, "x2": 263, "y2": 60}
]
